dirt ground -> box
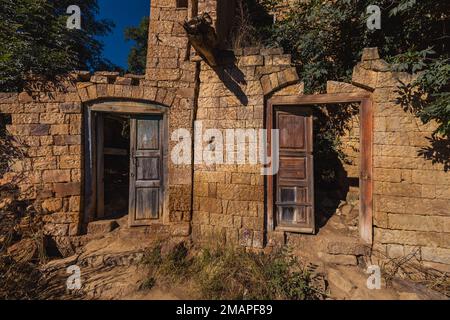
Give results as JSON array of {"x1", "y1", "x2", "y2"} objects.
[{"x1": 36, "y1": 214, "x2": 448, "y2": 300}]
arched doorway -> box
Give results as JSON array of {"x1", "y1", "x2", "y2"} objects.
[{"x1": 83, "y1": 100, "x2": 169, "y2": 228}]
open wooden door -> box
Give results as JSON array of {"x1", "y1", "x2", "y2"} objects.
[
  {"x1": 129, "y1": 115, "x2": 164, "y2": 226},
  {"x1": 274, "y1": 106, "x2": 315, "y2": 233}
]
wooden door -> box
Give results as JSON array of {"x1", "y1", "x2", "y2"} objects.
[
  {"x1": 275, "y1": 107, "x2": 315, "y2": 233},
  {"x1": 129, "y1": 115, "x2": 164, "y2": 226}
]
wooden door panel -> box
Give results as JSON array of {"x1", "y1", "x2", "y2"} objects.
[
  {"x1": 136, "y1": 188, "x2": 159, "y2": 220},
  {"x1": 137, "y1": 158, "x2": 160, "y2": 180},
  {"x1": 279, "y1": 114, "x2": 306, "y2": 150},
  {"x1": 277, "y1": 111, "x2": 312, "y2": 153},
  {"x1": 279, "y1": 157, "x2": 307, "y2": 180},
  {"x1": 129, "y1": 115, "x2": 164, "y2": 226},
  {"x1": 275, "y1": 107, "x2": 315, "y2": 233},
  {"x1": 137, "y1": 119, "x2": 159, "y2": 150}
]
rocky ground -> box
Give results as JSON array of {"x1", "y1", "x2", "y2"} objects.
[
  {"x1": 2, "y1": 200, "x2": 448, "y2": 300},
  {"x1": 35, "y1": 209, "x2": 448, "y2": 300}
]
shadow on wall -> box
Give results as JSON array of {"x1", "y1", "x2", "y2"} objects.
[
  {"x1": 212, "y1": 50, "x2": 248, "y2": 106},
  {"x1": 312, "y1": 103, "x2": 360, "y2": 231},
  {"x1": 418, "y1": 136, "x2": 450, "y2": 172}
]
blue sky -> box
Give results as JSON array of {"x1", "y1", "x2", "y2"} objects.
[{"x1": 97, "y1": 0, "x2": 150, "y2": 70}]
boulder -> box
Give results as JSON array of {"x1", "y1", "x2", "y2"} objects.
[{"x1": 7, "y1": 238, "x2": 39, "y2": 263}]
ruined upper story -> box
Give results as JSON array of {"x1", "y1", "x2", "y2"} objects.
[{"x1": 145, "y1": 0, "x2": 237, "y2": 83}]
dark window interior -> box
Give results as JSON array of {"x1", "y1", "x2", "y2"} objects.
[
  {"x1": 103, "y1": 114, "x2": 130, "y2": 219},
  {"x1": 177, "y1": 0, "x2": 188, "y2": 8}
]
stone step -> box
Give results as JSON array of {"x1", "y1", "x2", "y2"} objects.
[
  {"x1": 318, "y1": 252, "x2": 358, "y2": 266},
  {"x1": 326, "y1": 241, "x2": 371, "y2": 257},
  {"x1": 87, "y1": 220, "x2": 119, "y2": 236},
  {"x1": 78, "y1": 251, "x2": 144, "y2": 268}
]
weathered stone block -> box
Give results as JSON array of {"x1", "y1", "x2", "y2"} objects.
[
  {"x1": 90, "y1": 75, "x2": 108, "y2": 84},
  {"x1": 327, "y1": 242, "x2": 371, "y2": 256},
  {"x1": 59, "y1": 155, "x2": 81, "y2": 169},
  {"x1": 318, "y1": 252, "x2": 358, "y2": 266},
  {"x1": 421, "y1": 247, "x2": 450, "y2": 265},
  {"x1": 12, "y1": 114, "x2": 39, "y2": 124},
  {"x1": 87, "y1": 220, "x2": 118, "y2": 235},
  {"x1": 18, "y1": 92, "x2": 33, "y2": 103},
  {"x1": 39, "y1": 113, "x2": 65, "y2": 124},
  {"x1": 50, "y1": 124, "x2": 69, "y2": 135},
  {"x1": 54, "y1": 135, "x2": 81, "y2": 145},
  {"x1": 53, "y1": 182, "x2": 81, "y2": 197},
  {"x1": 43, "y1": 170, "x2": 71, "y2": 183},
  {"x1": 41, "y1": 199, "x2": 63, "y2": 213},
  {"x1": 239, "y1": 55, "x2": 264, "y2": 67},
  {"x1": 59, "y1": 102, "x2": 82, "y2": 113},
  {"x1": 387, "y1": 244, "x2": 404, "y2": 258},
  {"x1": 374, "y1": 228, "x2": 450, "y2": 249},
  {"x1": 30, "y1": 124, "x2": 51, "y2": 136},
  {"x1": 43, "y1": 223, "x2": 69, "y2": 236},
  {"x1": 361, "y1": 47, "x2": 380, "y2": 61},
  {"x1": 388, "y1": 214, "x2": 450, "y2": 233}
]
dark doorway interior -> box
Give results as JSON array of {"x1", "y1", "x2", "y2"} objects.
[
  {"x1": 100, "y1": 114, "x2": 130, "y2": 219},
  {"x1": 312, "y1": 103, "x2": 360, "y2": 231}
]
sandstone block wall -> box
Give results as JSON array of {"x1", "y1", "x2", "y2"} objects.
[
  {"x1": 330, "y1": 49, "x2": 450, "y2": 272},
  {"x1": 0, "y1": 68, "x2": 197, "y2": 249},
  {"x1": 0, "y1": 85, "x2": 84, "y2": 246},
  {"x1": 1, "y1": 0, "x2": 449, "y2": 271},
  {"x1": 146, "y1": 0, "x2": 197, "y2": 229},
  {"x1": 191, "y1": 47, "x2": 303, "y2": 248}
]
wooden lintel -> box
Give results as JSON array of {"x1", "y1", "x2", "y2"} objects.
[{"x1": 269, "y1": 93, "x2": 371, "y2": 105}]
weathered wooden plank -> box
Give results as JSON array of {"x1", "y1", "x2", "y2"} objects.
[
  {"x1": 103, "y1": 147, "x2": 128, "y2": 156},
  {"x1": 359, "y1": 98, "x2": 374, "y2": 244},
  {"x1": 129, "y1": 116, "x2": 164, "y2": 227},
  {"x1": 275, "y1": 107, "x2": 315, "y2": 232},
  {"x1": 96, "y1": 114, "x2": 105, "y2": 219},
  {"x1": 90, "y1": 102, "x2": 167, "y2": 114},
  {"x1": 270, "y1": 93, "x2": 371, "y2": 105},
  {"x1": 128, "y1": 118, "x2": 137, "y2": 226},
  {"x1": 83, "y1": 106, "x2": 96, "y2": 224}
]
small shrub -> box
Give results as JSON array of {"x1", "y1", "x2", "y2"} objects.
[
  {"x1": 141, "y1": 242, "x2": 192, "y2": 285},
  {"x1": 141, "y1": 242, "x2": 327, "y2": 300}
]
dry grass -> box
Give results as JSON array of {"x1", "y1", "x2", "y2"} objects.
[
  {"x1": 373, "y1": 247, "x2": 449, "y2": 297},
  {"x1": 141, "y1": 241, "x2": 327, "y2": 300}
]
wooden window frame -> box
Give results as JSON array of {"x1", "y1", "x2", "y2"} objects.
[
  {"x1": 266, "y1": 93, "x2": 374, "y2": 244},
  {"x1": 83, "y1": 101, "x2": 169, "y2": 226}
]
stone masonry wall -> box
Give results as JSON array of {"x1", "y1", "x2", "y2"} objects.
[
  {"x1": 0, "y1": 67, "x2": 197, "y2": 252},
  {"x1": 1, "y1": 0, "x2": 449, "y2": 271},
  {"x1": 146, "y1": 0, "x2": 198, "y2": 230},
  {"x1": 191, "y1": 47, "x2": 303, "y2": 248},
  {"x1": 0, "y1": 86, "x2": 83, "y2": 247},
  {"x1": 330, "y1": 48, "x2": 450, "y2": 272}
]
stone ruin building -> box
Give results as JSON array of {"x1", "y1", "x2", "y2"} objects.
[{"x1": 0, "y1": 0, "x2": 449, "y2": 273}]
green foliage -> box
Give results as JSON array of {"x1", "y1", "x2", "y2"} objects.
[
  {"x1": 141, "y1": 242, "x2": 191, "y2": 284},
  {"x1": 389, "y1": 48, "x2": 436, "y2": 74},
  {"x1": 141, "y1": 242, "x2": 326, "y2": 300},
  {"x1": 0, "y1": 0, "x2": 115, "y2": 92},
  {"x1": 255, "y1": 0, "x2": 450, "y2": 137},
  {"x1": 124, "y1": 17, "x2": 149, "y2": 75},
  {"x1": 395, "y1": 53, "x2": 450, "y2": 136}
]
